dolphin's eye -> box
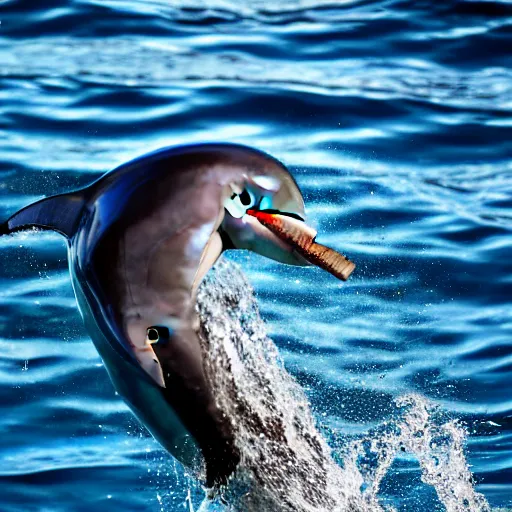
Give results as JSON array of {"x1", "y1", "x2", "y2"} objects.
[
  {"x1": 239, "y1": 189, "x2": 252, "y2": 206},
  {"x1": 146, "y1": 326, "x2": 170, "y2": 345},
  {"x1": 224, "y1": 188, "x2": 256, "y2": 218}
]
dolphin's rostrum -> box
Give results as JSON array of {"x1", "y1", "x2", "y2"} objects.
[{"x1": 1, "y1": 143, "x2": 353, "y2": 487}]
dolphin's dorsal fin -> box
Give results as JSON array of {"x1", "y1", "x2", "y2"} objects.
[{"x1": 0, "y1": 192, "x2": 86, "y2": 238}]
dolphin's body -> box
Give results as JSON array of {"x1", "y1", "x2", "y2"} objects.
[{"x1": 2, "y1": 143, "x2": 314, "y2": 486}]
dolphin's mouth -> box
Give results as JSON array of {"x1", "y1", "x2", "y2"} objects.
[
  {"x1": 257, "y1": 208, "x2": 305, "y2": 222},
  {"x1": 246, "y1": 209, "x2": 356, "y2": 281}
]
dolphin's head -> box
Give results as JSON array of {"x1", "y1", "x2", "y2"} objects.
[{"x1": 220, "y1": 163, "x2": 310, "y2": 266}]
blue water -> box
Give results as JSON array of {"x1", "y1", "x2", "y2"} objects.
[{"x1": 0, "y1": 0, "x2": 511, "y2": 510}]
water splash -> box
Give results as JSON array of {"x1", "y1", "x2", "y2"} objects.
[
  {"x1": 348, "y1": 394, "x2": 490, "y2": 512},
  {"x1": 193, "y1": 258, "x2": 490, "y2": 511}
]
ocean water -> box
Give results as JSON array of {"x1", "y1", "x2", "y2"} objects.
[{"x1": 0, "y1": 0, "x2": 511, "y2": 510}]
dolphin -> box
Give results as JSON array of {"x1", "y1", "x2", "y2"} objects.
[{"x1": 1, "y1": 143, "x2": 354, "y2": 487}]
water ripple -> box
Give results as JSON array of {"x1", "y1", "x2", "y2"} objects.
[{"x1": 0, "y1": 0, "x2": 511, "y2": 510}]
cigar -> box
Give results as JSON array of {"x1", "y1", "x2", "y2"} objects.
[{"x1": 246, "y1": 210, "x2": 355, "y2": 281}]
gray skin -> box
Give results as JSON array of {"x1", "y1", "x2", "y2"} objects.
[{"x1": 1, "y1": 143, "x2": 310, "y2": 487}]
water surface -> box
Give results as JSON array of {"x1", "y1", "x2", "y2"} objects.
[{"x1": 0, "y1": 0, "x2": 511, "y2": 510}]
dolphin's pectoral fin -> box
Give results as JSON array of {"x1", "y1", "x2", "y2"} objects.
[
  {"x1": 151, "y1": 327, "x2": 240, "y2": 487},
  {"x1": 1, "y1": 192, "x2": 86, "y2": 238},
  {"x1": 191, "y1": 231, "x2": 223, "y2": 297},
  {"x1": 191, "y1": 206, "x2": 226, "y2": 298}
]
